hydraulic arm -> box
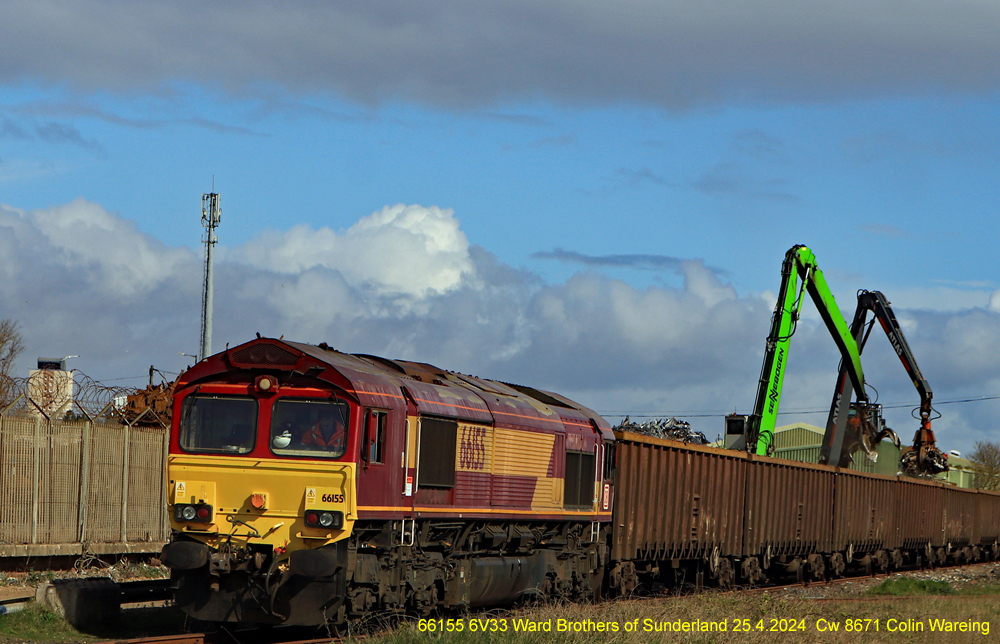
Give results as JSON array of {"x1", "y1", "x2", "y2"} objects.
[
  {"x1": 739, "y1": 245, "x2": 866, "y2": 456},
  {"x1": 819, "y1": 290, "x2": 947, "y2": 475}
]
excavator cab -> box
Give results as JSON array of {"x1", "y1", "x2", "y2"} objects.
[{"x1": 724, "y1": 413, "x2": 752, "y2": 451}]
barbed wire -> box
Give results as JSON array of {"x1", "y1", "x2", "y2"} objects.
[{"x1": 0, "y1": 370, "x2": 172, "y2": 424}]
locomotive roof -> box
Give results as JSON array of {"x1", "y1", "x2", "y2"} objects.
[{"x1": 178, "y1": 337, "x2": 613, "y2": 439}]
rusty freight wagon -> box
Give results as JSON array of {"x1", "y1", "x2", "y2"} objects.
[
  {"x1": 608, "y1": 432, "x2": 1000, "y2": 594},
  {"x1": 610, "y1": 432, "x2": 747, "y2": 590}
]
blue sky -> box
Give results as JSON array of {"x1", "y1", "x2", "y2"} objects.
[
  {"x1": 2, "y1": 1, "x2": 999, "y2": 455},
  {"x1": 6, "y1": 90, "x2": 998, "y2": 294}
]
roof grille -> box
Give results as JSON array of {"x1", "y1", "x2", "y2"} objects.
[{"x1": 229, "y1": 343, "x2": 300, "y2": 369}]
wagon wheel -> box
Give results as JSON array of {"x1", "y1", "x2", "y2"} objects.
[
  {"x1": 709, "y1": 546, "x2": 721, "y2": 576},
  {"x1": 717, "y1": 558, "x2": 735, "y2": 590}
]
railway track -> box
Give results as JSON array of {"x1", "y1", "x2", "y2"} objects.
[
  {"x1": 758, "y1": 560, "x2": 1000, "y2": 599},
  {"x1": 85, "y1": 562, "x2": 999, "y2": 644},
  {"x1": 98, "y1": 631, "x2": 345, "y2": 644}
]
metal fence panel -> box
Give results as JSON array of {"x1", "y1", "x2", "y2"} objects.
[
  {"x1": 0, "y1": 409, "x2": 168, "y2": 555},
  {"x1": 85, "y1": 421, "x2": 126, "y2": 543},
  {"x1": 37, "y1": 420, "x2": 83, "y2": 544},
  {"x1": 126, "y1": 425, "x2": 168, "y2": 542},
  {"x1": 0, "y1": 416, "x2": 36, "y2": 544}
]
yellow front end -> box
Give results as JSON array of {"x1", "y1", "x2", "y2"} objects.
[
  {"x1": 168, "y1": 454, "x2": 356, "y2": 549},
  {"x1": 163, "y1": 454, "x2": 358, "y2": 625}
]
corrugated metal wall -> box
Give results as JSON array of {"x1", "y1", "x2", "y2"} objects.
[
  {"x1": 612, "y1": 433, "x2": 746, "y2": 561},
  {"x1": 743, "y1": 456, "x2": 834, "y2": 556},
  {"x1": 977, "y1": 489, "x2": 1000, "y2": 545},
  {"x1": 942, "y1": 486, "x2": 979, "y2": 547},
  {"x1": 833, "y1": 469, "x2": 898, "y2": 552},
  {"x1": 0, "y1": 411, "x2": 168, "y2": 557},
  {"x1": 894, "y1": 477, "x2": 944, "y2": 548}
]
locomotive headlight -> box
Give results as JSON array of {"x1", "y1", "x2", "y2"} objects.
[
  {"x1": 174, "y1": 503, "x2": 214, "y2": 523},
  {"x1": 304, "y1": 510, "x2": 343, "y2": 529}
]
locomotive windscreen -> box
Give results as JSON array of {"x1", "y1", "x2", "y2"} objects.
[
  {"x1": 179, "y1": 395, "x2": 258, "y2": 454},
  {"x1": 269, "y1": 398, "x2": 351, "y2": 458}
]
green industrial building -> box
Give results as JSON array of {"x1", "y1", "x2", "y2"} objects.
[{"x1": 773, "y1": 423, "x2": 977, "y2": 488}]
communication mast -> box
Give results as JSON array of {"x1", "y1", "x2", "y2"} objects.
[{"x1": 199, "y1": 192, "x2": 221, "y2": 361}]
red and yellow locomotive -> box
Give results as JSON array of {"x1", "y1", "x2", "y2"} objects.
[{"x1": 161, "y1": 337, "x2": 614, "y2": 625}]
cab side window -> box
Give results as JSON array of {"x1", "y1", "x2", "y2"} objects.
[{"x1": 364, "y1": 410, "x2": 387, "y2": 464}]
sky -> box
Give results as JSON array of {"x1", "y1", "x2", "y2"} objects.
[{"x1": 1, "y1": 1, "x2": 999, "y2": 455}]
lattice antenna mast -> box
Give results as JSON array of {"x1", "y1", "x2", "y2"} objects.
[{"x1": 199, "y1": 192, "x2": 221, "y2": 361}]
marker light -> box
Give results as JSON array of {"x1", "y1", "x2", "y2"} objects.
[
  {"x1": 304, "y1": 510, "x2": 343, "y2": 529},
  {"x1": 174, "y1": 504, "x2": 214, "y2": 524}
]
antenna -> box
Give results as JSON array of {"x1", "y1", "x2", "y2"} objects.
[{"x1": 199, "y1": 191, "x2": 221, "y2": 361}]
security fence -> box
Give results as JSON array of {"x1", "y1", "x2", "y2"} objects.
[{"x1": 0, "y1": 374, "x2": 170, "y2": 558}]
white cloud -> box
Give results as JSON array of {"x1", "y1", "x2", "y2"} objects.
[
  {"x1": 3, "y1": 197, "x2": 1000, "y2": 458},
  {"x1": 29, "y1": 198, "x2": 193, "y2": 297},
  {"x1": 231, "y1": 204, "x2": 474, "y2": 300},
  {"x1": 989, "y1": 289, "x2": 1000, "y2": 312}
]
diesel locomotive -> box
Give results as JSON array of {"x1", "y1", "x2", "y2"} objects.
[
  {"x1": 160, "y1": 337, "x2": 614, "y2": 625},
  {"x1": 161, "y1": 337, "x2": 1000, "y2": 627}
]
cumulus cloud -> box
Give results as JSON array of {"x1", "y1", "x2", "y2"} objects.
[
  {"x1": 2, "y1": 198, "x2": 1000, "y2": 456},
  {"x1": 230, "y1": 204, "x2": 475, "y2": 300},
  {"x1": 0, "y1": 1, "x2": 997, "y2": 109}
]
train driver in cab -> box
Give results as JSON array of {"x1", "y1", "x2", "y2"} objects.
[{"x1": 302, "y1": 410, "x2": 346, "y2": 453}]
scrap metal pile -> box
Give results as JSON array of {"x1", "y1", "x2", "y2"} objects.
[
  {"x1": 0, "y1": 370, "x2": 170, "y2": 425},
  {"x1": 613, "y1": 415, "x2": 709, "y2": 445}
]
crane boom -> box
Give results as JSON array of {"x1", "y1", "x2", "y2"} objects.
[
  {"x1": 743, "y1": 245, "x2": 866, "y2": 456},
  {"x1": 819, "y1": 290, "x2": 946, "y2": 475}
]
